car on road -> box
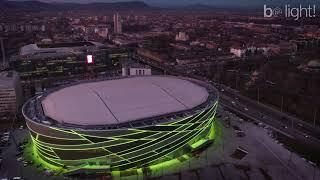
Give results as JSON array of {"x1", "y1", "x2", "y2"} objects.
[
  {"x1": 23, "y1": 161, "x2": 28, "y2": 167},
  {"x1": 238, "y1": 118, "x2": 244, "y2": 123},
  {"x1": 12, "y1": 177, "x2": 22, "y2": 180},
  {"x1": 17, "y1": 157, "x2": 23, "y2": 162},
  {"x1": 303, "y1": 134, "x2": 310, "y2": 138}
]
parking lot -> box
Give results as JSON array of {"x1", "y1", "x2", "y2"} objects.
[{"x1": 0, "y1": 127, "x2": 69, "y2": 180}]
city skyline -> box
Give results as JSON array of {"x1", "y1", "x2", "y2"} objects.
[{"x1": 9, "y1": 0, "x2": 320, "y2": 7}]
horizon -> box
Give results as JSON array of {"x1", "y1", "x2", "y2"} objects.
[{"x1": 7, "y1": 0, "x2": 320, "y2": 8}]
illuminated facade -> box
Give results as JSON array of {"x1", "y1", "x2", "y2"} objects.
[
  {"x1": 10, "y1": 51, "x2": 109, "y2": 80},
  {"x1": 10, "y1": 42, "x2": 130, "y2": 81},
  {"x1": 22, "y1": 77, "x2": 218, "y2": 174}
]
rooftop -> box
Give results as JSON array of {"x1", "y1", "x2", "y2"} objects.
[
  {"x1": 121, "y1": 59, "x2": 151, "y2": 69},
  {"x1": 41, "y1": 76, "x2": 210, "y2": 126},
  {"x1": 19, "y1": 41, "x2": 105, "y2": 56}
]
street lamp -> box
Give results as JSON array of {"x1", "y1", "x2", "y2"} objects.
[{"x1": 313, "y1": 108, "x2": 317, "y2": 127}]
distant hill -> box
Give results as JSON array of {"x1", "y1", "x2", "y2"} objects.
[
  {"x1": 182, "y1": 3, "x2": 214, "y2": 10},
  {"x1": 0, "y1": 0, "x2": 152, "y2": 12}
]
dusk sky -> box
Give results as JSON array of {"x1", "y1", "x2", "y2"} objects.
[{"x1": 11, "y1": 0, "x2": 320, "y2": 7}]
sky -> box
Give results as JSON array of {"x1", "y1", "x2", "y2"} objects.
[{"x1": 11, "y1": 0, "x2": 320, "y2": 7}]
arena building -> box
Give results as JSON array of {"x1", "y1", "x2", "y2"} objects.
[{"x1": 22, "y1": 76, "x2": 219, "y2": 174}]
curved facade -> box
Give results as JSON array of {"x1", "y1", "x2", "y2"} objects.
[{"x1": 23, "y1": 76, "x2": 219, "y2": 173}]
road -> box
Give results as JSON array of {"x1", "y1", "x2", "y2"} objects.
[
  {"x1": 219, "y1": 84, "x2": 319, "y2": 133},
  {"x1": 133, "y1": 55, "x2": 320, "y2": 159},
  {"x1": 216, "y1": 84, "x2": 320, "y2": 160}
]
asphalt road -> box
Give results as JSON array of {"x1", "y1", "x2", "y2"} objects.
[
  {"x1": 217, "y1": 85, "x2": 320, "y2": 159},
  {"x1": 133, "y1": 55, "x2": 320, "y2": 147}
]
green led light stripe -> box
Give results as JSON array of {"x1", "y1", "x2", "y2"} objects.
[
  {"x1": 29, "y1": 132, "x2": 36, "y2": 141},
  {"x1": 71, "y1": 130, "x2": 95, "y2": 144},
  {"x1": 79, "y1": 131, "x2": 134, "y2": 163},
  {"x1": 51, "y1": 127, "x2": 79, "y2": 134},
  {"x1": 33, "y1": 142, "x2": 57, "y2": 158},
  {"x1": 31, "y1": 138, "x2": 64, "y2": 167},
  {"x1": 32, "y1": 114, "x2": 214, "y2": 166},
  {"x1": 32, "y1": 109, "x2": 210, "y2": 150},
  {"x1": 112, "y1": 110, "x2": 216, "y2": 167},
  {"x1": 119, "y1": 112, "x2": 214, "y2": 158},
  {"x1": 115, "y1": 105, "x2": 216, "y2": 155},
  {"x1": 145, "y1": 132, "x2": 167, "y2": 139},
  {"x1": 120, "y1": 126, "x2": 212, "y2": 166},
  {"x1": 36, "y1": 147, "x2": 112, "y2": 163},
  {"x1": 47, "y1": 139, "x2": 134, "y2": 151},
  {"x1": 171, "y1": 103, "x2": 217, "y2": 130},
  {"x1": 176, "y1": 107, "x2": 215, "y2": 131},
  {"x1": 37, "y1": 105, "x2": 215, "y2": 164},
  {"x1": 34, "y1": 140, "x2": 135, "y2": 162},
  {"x1": 170, "y1": 101, "x2": 217, "y2": 125},
  {"x1": 169, "y1": 106, "x2": 210, "y2": 125},
  {"x1": 112, "y1": 131, "x2": 150, "y2": 138},
  {"x1": 74, "y1": 130, "x2": 139, "y2": 139},
  {"x1": 140, "y1": 119, "x2": 215, "y2": 168},
  {"x1": 33, "y1": 140, "x2": 60, "y2": 160},
  {"x1": 38, "y1": 102, "x2": 215, "y2": 149},
  {"x1": 32, "y1": 128, "x2": 154, "y2": 148},
  {"x1": 50, "y1": 147, "x2": 61, "y2": 159},
  {"x1": 37, "y1": 146, "x2": 59, "y2": 159},
  {"x1": 33, "y1": 123, "x2": 209, "y2": 164},
  {"x1": 28, "y1": 127, "x2": 85, "y2": 141},
  {"x1": 32, "y1": 137, "x2": 130, "y2": 150},
  {"x1": 33, "y1": 108, "x2": 215, "y2": 162},
  {"x1": 26, "y1": 99, "x2": 218, "y2": 172},
  {"x1": 115, "y1": 120, "x2": 215, "y2": 169},
  {"x1": 36, "y1": 150, "x2": 65, "y2": 167},
  {"x1": 26, "y1": 122, "x2": 82, "y2": 140},
  {"x1": 33, "y1": 139, "x2": 54, "y2": 153}
]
